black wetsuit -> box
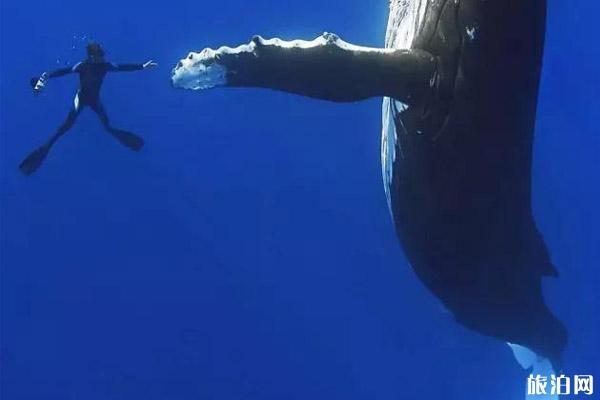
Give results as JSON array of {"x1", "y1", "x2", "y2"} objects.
[{"x1": 20, "y1": 60, "x2": 146, "y2": 175}]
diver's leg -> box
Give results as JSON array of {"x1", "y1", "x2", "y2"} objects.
[
  {"x1": 171, "y1": 33, "x2": 436, "y2": 104},
  {"x1": 91, "y1": 101, "x2": 144, "y2": 151},
  {"x1": 19, "y1": 93, "x2": 83, "y2": 175}
]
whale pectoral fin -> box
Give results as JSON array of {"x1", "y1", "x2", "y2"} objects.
[{"x1": 171, "y1": 33, "x2": 436, "y2": 104}]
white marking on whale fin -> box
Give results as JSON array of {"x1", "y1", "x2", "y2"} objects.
[
  {"x1": 171, "y1": 49, "x2": 228, "y2": 90},
  {"x1": 507, "y1": 343, "x2": 558, "y2": 400}
]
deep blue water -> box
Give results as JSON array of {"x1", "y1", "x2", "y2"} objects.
[{"x1": 1, "y1": 1, "x2": 598, "y2": 399}]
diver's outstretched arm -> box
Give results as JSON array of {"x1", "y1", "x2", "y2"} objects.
[
  {"x1": 171, "y1": 33, "x2": 436, "y2": 104},
  {"x1": 46, "y1": 63, "x2": 82, "y2": 78},
  {"x1": 109, "y1": 60, "x2": 158, "y2": 72},
  {"x1": 31, "y1": 63, "x2": 82, "y2": 94}
]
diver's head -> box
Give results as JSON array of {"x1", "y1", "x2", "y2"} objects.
[{"x1": 86, "y1": 42, "x2": 105, "y2": 62}]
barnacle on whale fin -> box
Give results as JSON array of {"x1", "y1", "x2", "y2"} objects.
[{"x1": 321, "y1": 32, "x2": 340, "y2": 45}]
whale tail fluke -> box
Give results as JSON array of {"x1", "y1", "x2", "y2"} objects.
[{"x1": 508, "y1": 343, "x2": 558, "y2": 400}]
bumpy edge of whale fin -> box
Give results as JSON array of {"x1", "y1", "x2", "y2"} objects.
[
  {"x1": 171, "y1": 33, "x2": 436, "y2": 104},
  {"x1": 508, "y1": 343, "x2": 558, "y2": 400}
]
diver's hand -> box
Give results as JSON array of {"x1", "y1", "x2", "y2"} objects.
[{"x1": 143, "y1": 60, "x2": 158, "y2": 69}]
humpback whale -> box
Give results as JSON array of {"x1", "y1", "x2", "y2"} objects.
[{"x1": 172, "y1": 0, "x2": 565, "y2": 379}]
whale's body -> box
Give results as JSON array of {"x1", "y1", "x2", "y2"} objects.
[
  {"x1": 171, "y1": 0, "x2": 565, "y2": 373},
  {"x1": 382, "y1": 0, "x2": 565, "y2": 367}
]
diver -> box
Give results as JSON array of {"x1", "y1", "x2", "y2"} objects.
[{"x1": 20, "y1": 42, "x2": 158, "y2": 175}]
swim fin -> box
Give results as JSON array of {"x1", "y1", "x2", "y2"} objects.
[
  {"x1": 19, "y1": 145, "x2": 49, "y2": 176},
  {"x1": 111, "y1": 129, "x2": 144, "y2": 151}
]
